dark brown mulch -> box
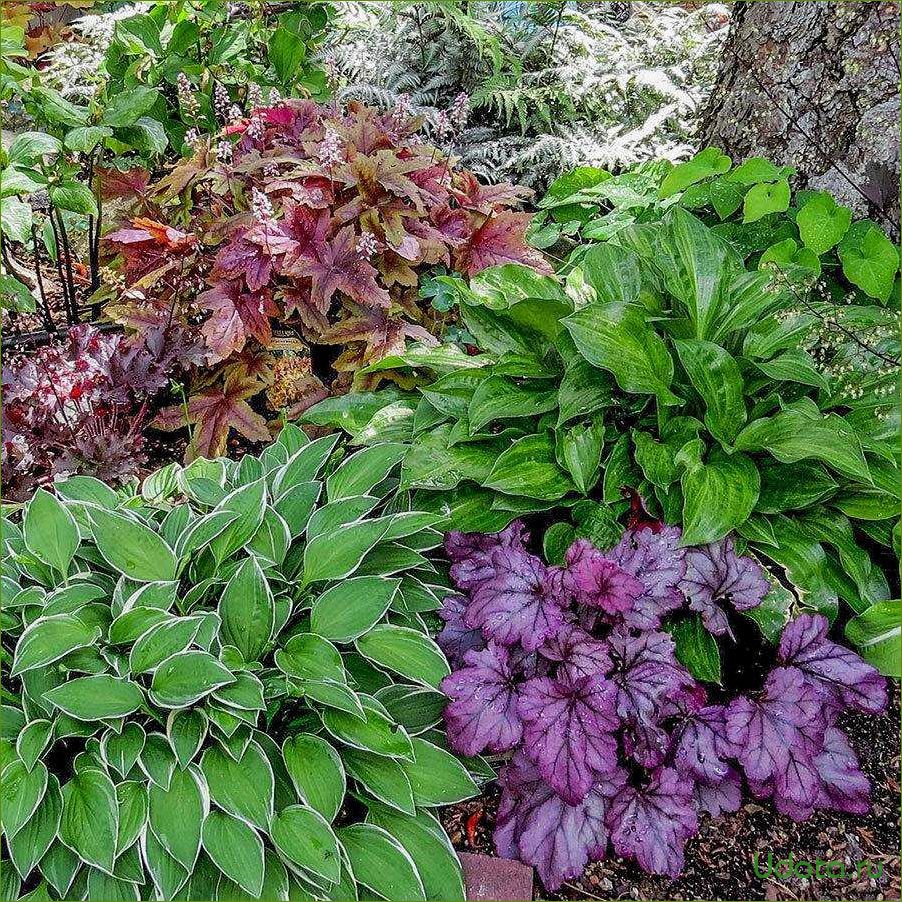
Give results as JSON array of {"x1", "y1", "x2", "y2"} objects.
[{"x1": 442, "y1": 685, "x2": 900, "y2": 901}]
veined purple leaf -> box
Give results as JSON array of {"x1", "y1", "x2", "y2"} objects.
[
  {"x1": 814, "y1": 726, "x2": 870, "y2": 816},
  {"x1": 608, "y1": 526, "x2": 687, "y2": 629},
  {"x1": 563, "y1": 540, "x2": 645, "y2": 615},
  {"x1": 681, "y1": 537, "x2": 769, "y2": 636},
  {"x1": 444, "y1": 520, "x2": 529, "y2": 562},
  {"x1": 607, "y1": 767, "x2": 698, "y2": 877},
  {"x1": 496, "y1": 753, "x2": 627, "y2": 892},
  {"x1": 607, "y1": 629, "x2": 692, "y2": 728},
  {"x1": 442, "y1": 642, "x2": 522, "y2": 756},
  {"x1": 693, "y1": 767, "x2": 742, "y2": 817},
  {"x1": 672, "y1": 698, "x2": 740, "y2": 785},
  {"x1": 465, "y1": 548, "x2": 564, "y2": 651},
  {"x1": 436, "y1": 594, "x2": 485, "y2": 665},
  {"x1": 778, "y1": 613, "x2": 887, "y2": 714},
  {"x1": 726, "y1": 666, "x2": 826, "y2": 815},
  {"x1": 518, "y1": 673, "x2": 619, "y2": 804},
  {"x1": 539, "y1": 624, "x2": 611, "y2": 683}
]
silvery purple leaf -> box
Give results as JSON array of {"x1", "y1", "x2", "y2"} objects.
[
  {"x1": 539, "y1": 624, "x2": 612, "y2": 683},
  {"x1": 672, "y1": 701, "x2": 740, "y2": 785},
  {"x1": 693, "y1": 767, "x2": 743, "y2": 817},
  {"x1": 517, "y1": 673, "x2": 619, "y2": 804},
  {"x1": 778, "y1": 613, "x2": 887, "y2": 714},
  {"x1": 608, "y1": 526, "x2": 687, "y2": 628},
  {"x1": 496, "y1": 752, "x2": 627, "y2": 892},
  {"x1": 563, "y1": 540, "x2": 645, "y2": 615},
  {"x1": 726, "y1": 666, "x2": 826, "y2": 815},
  {"x1": 465, "y1": 547, "x2": 565, "y2": 651},
  {"x1": 436, "y1": 594, "x2": 485, "y2": 665},
  {"x1": 442, "y1": 642, "x2": 522, "y2": 756},
  {"x1": 681, "y1": 537, "x2": 770, "y2": 636},
  {"x1": 446, "y1": 521, "x2": 529, "y2": 588},
  {"x1": 814, "y1": 726, "x2": 870, "y2": 816},
  {"x1": 607, "y1": 767, "x2": 699, "y2": 877}
]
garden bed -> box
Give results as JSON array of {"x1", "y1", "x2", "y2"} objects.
[{"x1": 443, "y1": 685, "x2": 901, "y2": 901}]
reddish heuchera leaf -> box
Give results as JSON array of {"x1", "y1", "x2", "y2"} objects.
[
  {"x1": 97, "y1": 167, "x2": 150, "y2": 200},
  {"x1": 451, "y1": 171, "x2": 532, "y2": 214},
  {"x1": 211, "y1": 219, "x2": 297, "y2": 293},
  {"x1": 457, "y1": 211, "x2": 551, "y2": 276},
  {"x1": 286, "y1": 224, "x2": 390, "y2": 310},
  {"x1": 198, "y1": 282, "x2": 278, "y2": 361},
  {"x1": 104, "y1": 218, "x2": 196, "y2": 283},
  {"x1": 152, "y1": 370, "x2": 270, "y2": 460}
]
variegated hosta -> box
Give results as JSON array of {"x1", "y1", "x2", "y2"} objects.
[
  {"x1": 101, "y1": 99, "x2": 547, "y2": 461},
  {"x1": 0, "y1": 428, "x2": 480, "y2": 902}
]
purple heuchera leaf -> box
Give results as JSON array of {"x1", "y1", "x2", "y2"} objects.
[
  {"x1": 464, "y1": 547, "x2": 564, "y2": 651},
  {"x1": 496, "y1": 753, "x2": 627, "y2": 892},
  {"x1": 607, "y1": 526, "x2": 687, "y2": 629},
  {"x1": 693, "y1": 767, "x2": 743, "y2": 817},
  {"x1": 814, "y1": 726, "x2": 871, "y2": 816},
  {"x1": 539, "y1": 624, "x2": 611, "y2": 683},
  {"x1": 778, "y1": 613, "x2": 887, "y2": 714},
  {"x1": 671, "y1": 693, "x2": 740, "y2": 785},
  {"x1": 517, "y1": 673, "x2": 619, "y2": 804},
  {"x1": 607, "y1": 767, "x2": 699, "y2": 877},
  {"x1": 445, "y1": 520, "x2": 529, "y2": 589},
  {"x1": 563, "y1": 540, "x2": 645, "y2": 615},
  {"x1": 681, "y1": 537, "x2": 769, "y2": 636},
  {"x1": 726, "y1": 666, "x2": 826, "y2": 818},
  {"x1": 442, "y1": 642, "x2": 522, "y2": 756},
  {"x1": 436, "y1": 594, "x2": 485, "y2": 665}
]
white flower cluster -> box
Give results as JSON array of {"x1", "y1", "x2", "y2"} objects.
[{"x1": 318, "y1": 126, "x2": 343, "y2": 167}]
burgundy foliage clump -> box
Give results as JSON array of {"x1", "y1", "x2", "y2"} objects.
[
  {"x1": 1, "y1": 325, "x2": 181, "y2": 497},
  {"x1": 439, "y1": 522, "x2": 886, "y2": 891},
  {"x1": 103, "y1": 99, "x2": 547, "y2": 459}
]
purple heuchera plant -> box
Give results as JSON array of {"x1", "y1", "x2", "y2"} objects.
[{"x1": 439, "y1": 522, "x2": 887, "y2": 891}]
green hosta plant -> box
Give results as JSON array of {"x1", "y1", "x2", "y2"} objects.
[
  {"x1": 304, "y1": 211, "x2": 898, "y2": 660},
  {"x1": 0, "y1": 426, "x2": 478, "y2": 901}
]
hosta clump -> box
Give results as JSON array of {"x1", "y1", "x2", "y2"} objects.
[
  {"x1": 0, "y1": 431, "x2": 478, "y2": 901},
  {"x1": 0, "y1": 324, "x2": 187, "y2": 500},
  {"x1": 438, "y1": 521, "x2": 887, "y2": 891},
  {"x1": 102, "y1": 98, "x2": 545, "y2": 459}
]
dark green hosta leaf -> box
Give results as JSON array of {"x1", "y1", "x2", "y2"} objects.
[
  {"x1": 45, "y1": 675, "x2": 144, "y2": 721},
  {"x1": 734, "y1": 403, "x2": 871, "y2": 483},
  {"x1": 467, "y1": 376, "x2": 557, "y2": 433},
  {"x1": 338, "y1": 823, "x2": 426, "y2": 902},
  {"x1": 271, "y1": 804, "x2": 341, "y2": 883},
  {"x1": 276, "y1": 633, "x2": 345, "y2": 683},
  {"x1": 23, "y1": 488, "x2": 79, "y2": 576},
  {"x1": 202, "y1": 810, "x2": 264, "y2": 897},
  {"x1": 484, "y1": 433, "x2": 575, "y2": 501},
  {"x1": 401, "y1": 425, "x2": 501, "y2": 491},
  {"x1": 326, "y1": 443, "x2": 406, "y2": 500},
  {"x1": 556, "y1": 354, "x2": 614, "y2": 427},
  {"x1": 563, "y1": 301, "x2": 678, "y2": 405},
  {"x1": 670, "y1": 615, "x2": 721, "y2": 684},
  {"x1": 310, "y1": 575, "x2": 400, "y2": 643},
  {"x1": 1, "y1": 759, "x2": 48, "y2": 839},
  {"x1": 282, "y1": 734, "x2": 345, "y2": 823},
  {"x1": 60, "y1": 768, "x2": 118, "y2": 872},
  {"x1": 88, "y1": 507, "x2": 177, "y2": 582},
  {"x1": 680, "y1": 448, "x2": 759, "y2": 545},
  {"x1": 302, "y1": 518, "x2": 392, "y2": 583},
  {"x1": 102, "y1": 723, "x2": 145, "y2": 778},
  {"x1": 845, "y1": 600, "x2": 901, "y2": 677},
  {"x1": 40, "y1": 841, "x2": 80, "y2": 898},
  {"x1": 402, "y1": 737, "x2": 478, "y2": 806},
  {"x1": 143, "y1": 825, "x2": 189, "y2": 898},
  {"x1": 322, "y1": 699, "x2": 414, "y2": 760},
  {"x1": 7, "y1": 772, "x2": 61, "y2": 878},
  {"x1": 11, "y1": 613, "x2": 100, "y2": 676},
  {"x1": 674, "y1": 339, "x2": 746, "y2": 444},
  {"x1": 201, "y1": 742, "x2": 273, "y2": 831},
  {"x1": 128, "y1": 616, "x2": 203, "y2": 674},
  {"x1": 355, "y1": 625, "x2": 450, "y2": 688},
  {"x1": 208, "y1": 479, "x2": 267, "y2": 562},
  {"x1": 150, "y1": 651, "x2": 235, "y2": 708},
  {"x1": 148, "y1": 766, "x2": 204, "y2": 871},
  {"x1": 343, "y1": 748, "x2": 415, "y2": 815},
  {"x1": 756, "y1": 458, "x2": 837, "y2": 513},
  {"x1": 16, "y1": 719, "x2": 53, "y2": 772},
  {"x1": 580, "y1": 242, "x2": 642, "y2": 304},
  {"x1": 219, "y1": 556, "x2": 274, "y2": 664},
  {"x1": 555, "y1": 417, "x2": 605, "y2": 493},
  {"x1": 750, "y1": 349, "x2": 830, "y2": 393}
]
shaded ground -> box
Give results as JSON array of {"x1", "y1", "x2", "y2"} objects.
[{"x1": 442, "y1": 685, "x2": 900, "y2": 901}]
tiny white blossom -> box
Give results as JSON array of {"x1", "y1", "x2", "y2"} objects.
[
  {"x1": 251, "y1": 187, "x2": 274, "y2": 222},
  {"x1": 356, "y1": 231, "x2": 379, "y2": 259},
  {"x1": 318, "y1": 126, "x2": 343, "y2": 167}
]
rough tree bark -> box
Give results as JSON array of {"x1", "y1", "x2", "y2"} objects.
[{"x1": 699, "y1": 1, "x2": 900, "y2": 237}]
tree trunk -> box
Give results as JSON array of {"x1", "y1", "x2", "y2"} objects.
[{"x1": 699, "y1": 1, "x2": 900, "y2": 237}]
